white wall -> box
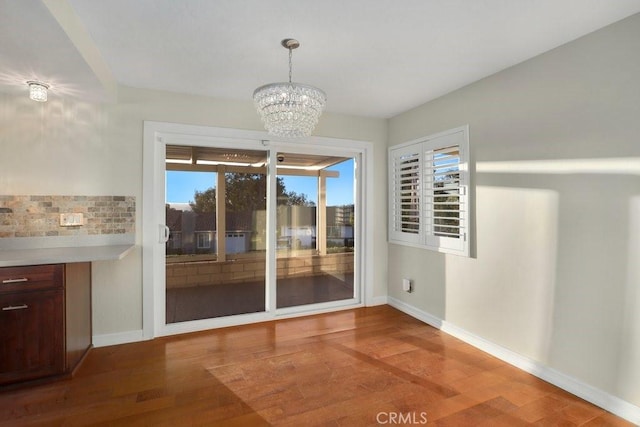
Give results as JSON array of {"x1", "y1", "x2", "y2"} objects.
[
  {"x1": 388, "y1": 13, "x2": 640, "y2": 407},
  {"x1": 0, "y1": 86, "x2": 388, "y2": 337}
]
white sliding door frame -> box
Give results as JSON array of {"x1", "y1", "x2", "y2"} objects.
[{"x1": 142, "y1": 121, "x2": 374, "y2": 339}]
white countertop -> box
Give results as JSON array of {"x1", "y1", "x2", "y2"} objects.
[
  {"x1": 0, "y1": 235, "x2": 135, "y2": 267},
  {"x1": 0, "y1": 245, "x2": 135, "y2": 267}
]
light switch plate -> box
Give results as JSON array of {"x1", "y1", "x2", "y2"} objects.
[{"x1": 60, "y1": 213, "x2": 84, "y2": 227}]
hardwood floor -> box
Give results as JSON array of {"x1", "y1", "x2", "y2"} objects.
[{"x1": 0, "y1": 306, "x2": 633, "y2": 426}]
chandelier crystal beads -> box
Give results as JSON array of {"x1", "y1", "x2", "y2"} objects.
[{"x1": 253, "y1": 39, "x2": 326, "y2": 138}]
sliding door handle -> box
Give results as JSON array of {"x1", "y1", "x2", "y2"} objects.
[{"x1": 159, "y1": 224, "x2": 170, "y2": 243}]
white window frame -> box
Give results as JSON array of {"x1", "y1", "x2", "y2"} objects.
[
  {"x1": 388, "y1": 125, "x2": 471, "y2": 257},
  {"x1": 196, "y1": 232, "x2": 211, "y2": 249}
]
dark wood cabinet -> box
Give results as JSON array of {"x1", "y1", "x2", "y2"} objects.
[
  {"x1": 0, "y1": 289, "x2": 64, "y2": 383},
  {"x1": 0, "y1": 263, "x2": 91, "y2": 386}
]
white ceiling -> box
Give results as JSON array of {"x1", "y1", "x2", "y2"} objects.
[{"x1": 2, "y1": 0, "x2": 640, "y2": 118}]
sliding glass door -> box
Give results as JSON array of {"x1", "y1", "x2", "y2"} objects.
[
  {"x1": 276, "y1": 154, "x2": 356, "y2": 309},
  {"x1": 165, "y1": 146, "x2": 268, "y2": 323},
  {"x1": 164, "y1": 146, "x2": 358, "y2": 323}
]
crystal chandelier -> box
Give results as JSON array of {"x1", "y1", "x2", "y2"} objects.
[{"x1": 253, "y1": 39, "x2": 326, "y2": 138}]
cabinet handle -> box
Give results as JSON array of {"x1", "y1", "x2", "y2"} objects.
[
  {"x1": 2, "y1": 304, "x2": 28, "y2": 311},
  {"x1": 2, "y1": 278, "x2": 29, "y2": 284}
]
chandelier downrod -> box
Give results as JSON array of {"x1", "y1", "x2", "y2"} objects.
[{"x1": 281, "y1": 38, "x2": 299, "y2": 84}]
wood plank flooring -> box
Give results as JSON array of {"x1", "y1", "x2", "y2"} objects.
[{"x1": 0, "y1": 306, "x2": 634, "y2": 426}]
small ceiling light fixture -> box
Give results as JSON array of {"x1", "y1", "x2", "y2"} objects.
[
  {"x1": 27, "y1": 81, "x2": 49, "y2": 102},
  {"x1": 253, "y1": 39, "x2": 326, "y2": 138}
]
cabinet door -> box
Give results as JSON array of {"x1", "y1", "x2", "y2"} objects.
[{"x1": 0, "y1": 290, "x2": 64, "y2": 384}]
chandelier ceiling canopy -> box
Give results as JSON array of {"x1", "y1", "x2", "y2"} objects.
[{"x1": 253, "y1": 39, "x2": 326, "y2": 138}]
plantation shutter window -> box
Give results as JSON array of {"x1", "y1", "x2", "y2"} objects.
[
  {"x1": 388, "y1": 126, "x2": 470, "y2": 257},
  {"x1": 389, "y1": 145, "x2": 422, "y2": 244}
]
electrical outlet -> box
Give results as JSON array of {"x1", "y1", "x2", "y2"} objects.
[
  {"x1": 402, "y1": 278, "x2": 412, "y2": 292},
  {"x1": 60, "y1": 213, "x2": 84, "y2": 227}
]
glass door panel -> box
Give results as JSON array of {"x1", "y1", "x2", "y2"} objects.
[
  {"x1": 276, "y1": 154, "x2": 356, "y2": 308},
  {"x1": 165, "y1": 145, "x2": 267, "y2": 323}
]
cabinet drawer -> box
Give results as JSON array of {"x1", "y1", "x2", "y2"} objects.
[{"x1": 0, "y1": 264, "x2": 63, "y2": 294}]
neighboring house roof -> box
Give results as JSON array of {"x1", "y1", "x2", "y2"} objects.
[
  {"x1": 165, "y1": 207, "x2": 183, "y2": 232},
  {"x1": 167, "y1": 203, "x2": 192, "y2": 211},
  {"x1": 195, "y1": 214, "x2": 216, "y2": 232}
]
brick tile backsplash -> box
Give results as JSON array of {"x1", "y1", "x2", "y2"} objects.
[{"x1": 0, "y1": 195, "x2": 135, "y2": 238}]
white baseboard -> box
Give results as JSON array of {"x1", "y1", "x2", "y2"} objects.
[
  {"x1": 387, "y1": 297, "x2": 640, "y2": 426},
  {"x1": 386, "y1": 297, "x2": 443, "y2": 329},
  {"x1": 367, "y1": 294, "x2": 389, "y2": 306},
  {"x1": 93, "y1": 329, "x2": 146, "y2": 348},
  {"x1": 93, "y1": 297, "x2": 386, "y2": 346}
]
